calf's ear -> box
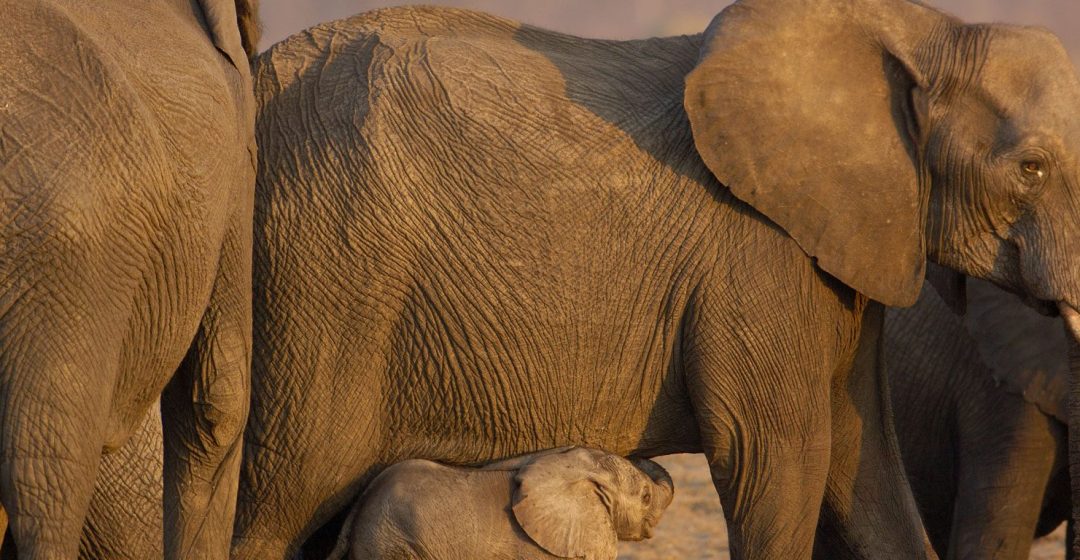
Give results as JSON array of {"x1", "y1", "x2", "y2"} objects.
[{"x1": 512, "y1": 448, "x2": 618, "y2": 558}]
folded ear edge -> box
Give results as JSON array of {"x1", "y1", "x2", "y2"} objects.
[{"x1": 926, "y1": 263, "x2": 967, "y2": 316}]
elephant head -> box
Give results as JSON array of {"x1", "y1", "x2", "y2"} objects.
[
  {"x1": 626, "y1": 457, "x2": 676, "y2": 541},
  {"x1": 683, "y1": 0, "x2": 1080, "y2": 547},
  {"x1": 511, "y1": 447, "x2": 674, "y2": 558}
]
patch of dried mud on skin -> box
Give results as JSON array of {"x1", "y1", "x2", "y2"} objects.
[{"x1": 618, "y1": 454, "x2": 1065, "y2": 560}]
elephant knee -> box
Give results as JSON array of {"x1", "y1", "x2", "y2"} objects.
[
  {"x1": 196, "y1": 378, "x2": 248, "y2": 451},
  {"x1": 192, "y1": 325, "x2": 250, "y2": 450}
]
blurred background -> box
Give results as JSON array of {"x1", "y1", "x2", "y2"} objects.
[{"x1": 254, "y1": 2, "x2": 1077, "y2": 559}]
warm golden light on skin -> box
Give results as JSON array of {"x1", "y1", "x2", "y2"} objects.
[{"x1": 254, "y1": 1, "x2": 1080, "y2": 65}]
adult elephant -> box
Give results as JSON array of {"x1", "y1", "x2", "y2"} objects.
[
  {"x1": 0, "y1": 1, "x2": 259, "y2": 558},
  {"x1": 887, "y1": 272, "x2": 1069, "y2": 559},
  {"x1": 237, "y1": 1, "x2": 1080, "y2": 558}
]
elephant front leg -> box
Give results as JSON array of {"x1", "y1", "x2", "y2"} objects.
[
  {"x1": 814, "y1": 303, "x2": 935, "y2": 559},
  {"x1": 946, "y1": 397, "x2": 1059, "y2": 560},
  {"x1": 686, "y1": 335, "x2": 832, "y2": 558},
  {"x1": 162, "y1": 212, "x2": 252, "y2": 560}
]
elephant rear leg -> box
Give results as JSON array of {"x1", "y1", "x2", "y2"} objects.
[
  {"x1": 81, "y1": 402, "x2": 163, "y2": 560},
  {"x1": 162, "y1": 204, "x2": 252, "y2": 560},
  {"x1": 0, "y1": 356, "x2": 110, "y2": 559}
]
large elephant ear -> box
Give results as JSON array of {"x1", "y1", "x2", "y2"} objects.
[
  {"x1": 684, "y1": 0, "x2": 945, "y2": 307},
  {"x1": 197, "y1": 0, "x2": 260, "y2": 70},
  {"x1": 512, "y1": 448, "x2": 618, "y2": 559},
  {"x1": 964, "y1": 278, "x2": 1068, "y2": 421}
]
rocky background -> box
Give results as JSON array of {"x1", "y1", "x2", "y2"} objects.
[{"x1": 255, "y1": 2, "x2": 1077, "y2": 558}]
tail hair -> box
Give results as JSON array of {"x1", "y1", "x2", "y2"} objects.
[{"x1": 235, "y1": 0, "x2": 261, "y2": 59}]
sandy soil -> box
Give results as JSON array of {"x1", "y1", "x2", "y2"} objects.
[{"x1": 618, "y1": 454, "x2": 1065, "y2": 560}]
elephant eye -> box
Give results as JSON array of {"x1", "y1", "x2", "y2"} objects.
[
  {"x1": 1020, "y1": 160, "x2": 1046, "y2": 182},
  {"x1": 642, "y1": 489, "x2": 651, "y2": 504}
]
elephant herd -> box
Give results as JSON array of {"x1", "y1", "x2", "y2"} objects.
[{"x1": 2, "y1": 0, "x2": 1080, "y2": 558}]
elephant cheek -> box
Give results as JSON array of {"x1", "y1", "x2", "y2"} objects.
[{"x1": 1064, "y1": 304, "x2": 1080, "y2": 556}]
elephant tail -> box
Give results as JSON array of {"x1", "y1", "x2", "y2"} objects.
[
  {"x1": 326, "y1": 501, "x2": 361, "y2": 560},
  {"x1": 235, "y1": 0, "x2": 260, "y2": 59}
]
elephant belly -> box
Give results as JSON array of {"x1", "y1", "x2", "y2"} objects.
[{"x1": 363, "y1": 259, "x2": 699, "y2": 462}]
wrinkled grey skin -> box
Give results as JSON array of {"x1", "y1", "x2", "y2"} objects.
[
  {"x1": 1066, "y1": 307, "x2": 1080, "y2": 555},
  {"x1": 0, "y1": 1, "x2": 259, "y2": 557},
  {"x1": 887, "y1": 275, "x2": 1068, "y2": 560},
  {"x1": 2, "y1": 404, "x2": 164, "y2": 559},
  {"x1": 1, "y1": 405, "x2": 166, "y2": 560},
  {"x1": 328, "y1": 447, "x2": 673, "y2": 560},
  {"x1": 80, "y1": 405, "x2": 164, "y2": 560},
  {"x1": 238, "y1": 2, "x2": 1080, "y2": 558}
]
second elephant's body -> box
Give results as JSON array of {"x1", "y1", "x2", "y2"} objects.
[{"x1": 887, "y1": 278, "x2": 1069, "y2": 559}]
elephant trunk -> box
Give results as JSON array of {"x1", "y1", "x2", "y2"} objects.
[{"x1": 1063, "y1": 303, "x2": 1080, "y2": 556}]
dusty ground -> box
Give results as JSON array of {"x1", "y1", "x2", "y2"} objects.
[{"x1": 618, "y1": 454, "x2": 1066, "y2": 560}]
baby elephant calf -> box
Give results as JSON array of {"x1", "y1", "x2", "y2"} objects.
[{"x1": 330, "y1": 446, "x2": 674, "y2": 559}]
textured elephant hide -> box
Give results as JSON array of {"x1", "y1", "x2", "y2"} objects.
[{"x1": 964, "y1": 278, "x2": 1068, "y2": 422}]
